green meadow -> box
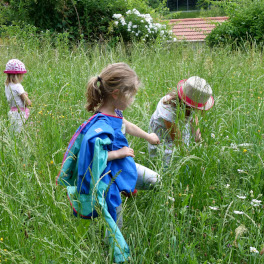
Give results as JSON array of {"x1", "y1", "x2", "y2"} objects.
[{"x1": 0, "y1": 39, "x2": 263, "y2": 263}]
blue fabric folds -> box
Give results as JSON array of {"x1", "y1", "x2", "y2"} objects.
[
  {"x1": 58, "y1": 113, "x2": 137, "y2": 263},
  {"x1": 76, "y1": 114, "x2": 137, "y2": 221},
  {"x1": 67, "y1": 137, "x2": 130, "y2": 262}
]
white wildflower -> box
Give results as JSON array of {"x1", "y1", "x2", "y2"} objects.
[
  {"x1": 250, "y1": 247, "x2": 259, "y2": 254},
  {"x1": 113, "y1": 14, "x2": 122, "y2": 19},
  {"x1": 251, "y1": 199, "x2": 261, "y2": 204},
  {"x1": 120, "y1": 18, "x2": 126, "y2": 26},
  {"x1": 168, "y1": 196, "x2": 175, "y2": 202},
  {"x1": 225, "y1": 184, "x2": 230, "y2": 188},
  {"x1": 154, "y1": 23, "x2": 162, "y2": 29},
  {"x1": 209, "y1": 206, "x2": 218, "y2": 210},
  {"x1": 132, "y1": 9, "x2": 140, "y2": 16},
  {"x1": 234, "y1": 211, "x2": 244, "y2": 215},
  {"x1": 114, "y1": 21, "x2": 119, "y2": 26},
  {"x1": 211, "y1": 133, "x2": 215, "y2": 138},
  {"x1": 237, "y1": 143, "x2": 253, "y2": 147},
  {"x1": 236, "y1": 195, "x2": 246, "y2": 199},
  {"x1": 250, "y1": 199, "x2": 262, "y2": 206},
  {"x1": 230, "y1": 143, "x2": 239, "y2": 151}
]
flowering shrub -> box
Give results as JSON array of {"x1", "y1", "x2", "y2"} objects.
[{"x1": 111, "y1": 9, "x2": 172, "y2": 42}]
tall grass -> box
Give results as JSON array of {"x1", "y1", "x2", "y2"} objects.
[
  {"x1": 164, "y1": 6, "x2": 226, "y2": 19},
  {"x1": 0, "y1": 38, "x2": 263, "y2": 263}
]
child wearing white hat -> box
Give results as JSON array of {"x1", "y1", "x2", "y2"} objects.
[
  {"x1": 4, "y1": 59, "x2": 32, "y2": 133},
  {"x1": 148, "y1": 76, "x2": 214, "y2": 164}
]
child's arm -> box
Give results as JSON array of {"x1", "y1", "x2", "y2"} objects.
[
  {"x1": 20, "y1": 92, "x2": 32, "y2": 107},
  {"x1": 123, "y1": 118, "x2": 160, "y2": 145},
  {"x1": 191, "y1": 115, "x2": 201, "y2": 142},
  {"x1": 107, "y1": 146, "x2": 135, "y2": 161},
  {"x1": 163, "y1": 119, "x2": 182, "y2": 145}
]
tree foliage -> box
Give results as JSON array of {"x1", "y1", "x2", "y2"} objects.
[
  {"x1": 1, "y1": 0, "x2": 158, "y2": 41},
  {"x1": 206, "y1": 0, "x2": 264, "y2": 47}
]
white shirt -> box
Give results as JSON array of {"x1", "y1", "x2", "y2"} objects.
[
  {"x1": 150, "y1": 95, "x2": 192, "y2": 146},
  {"x1": 5, "y1": 83, "x2": 26, "y2": 108}
]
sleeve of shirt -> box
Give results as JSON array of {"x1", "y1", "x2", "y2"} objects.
[
  {"x1": 14, "y1": 84, "x2": 25, "y2": 95},
  {"x1": 158, "y1": 96, "x2": 176, "y2": 123}
]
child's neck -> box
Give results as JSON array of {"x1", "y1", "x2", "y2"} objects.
[{"x1": 98, "y1": 102, "x2": 116, "y2": 116}]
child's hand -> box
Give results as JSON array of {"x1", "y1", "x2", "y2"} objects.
[
  {"x1": 107, "y1": 147, "x2": 135, "y2": 161},
  {"x1": 147, "y1": 133, "x2": 160, "y2": 145},
  {"x1": 117, "y1": 146, "x2": 135, "y2": 158}
]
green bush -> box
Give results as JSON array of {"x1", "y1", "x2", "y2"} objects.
[
  {"x1": 2, "y1": 0, "x2": 159, "y2": 42},
  {"x1": 3, "y1": 0, "x2": 129, "y2": 41},
  {"x1": 0, "y1": 1, "x2": 9, "y2": 25},
  {"x1": 206, "y1": 0, "x2": 264, "y2": 47}
]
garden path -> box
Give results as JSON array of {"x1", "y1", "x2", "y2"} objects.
[{"x1": 170, "y1": 16, "x2": 228, "y2": 41}]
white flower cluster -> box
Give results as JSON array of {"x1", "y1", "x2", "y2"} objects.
[
  {"x1": 113, "y1": 13, "x2": 126, "y2": 26},
  {"x1": 209, "y1": 206, "x2": 218, "y2": 210},
  {"x1": 112, "y1": 9, "x2": 170, "y2": 41},
  {"x1": 250, "y1": 199, "x2": 262, "y2": 207}
]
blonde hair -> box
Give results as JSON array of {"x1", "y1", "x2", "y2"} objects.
[
  {"x1": 5, "y1": 74, "x2": 23, "y2": 86},
  {"x1": 163, "y1": 89, "x2": 179, "y2": 107},
  {"x1": 85, "y1": 62, "x2": 140, "y2": 112},
  {"x1": 164, "y1": 89, "x2": 193, "y2": 118}
]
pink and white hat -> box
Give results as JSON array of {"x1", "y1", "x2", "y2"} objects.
[
  {"x1": 4, "y1": 59, "x2": 27, "y2": 74},
  {"x1": 177, "y1": 76, "x2": 214, "y2": 111}
]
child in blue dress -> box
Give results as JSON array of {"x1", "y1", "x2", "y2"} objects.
[
  {"x1": 86, "y1": 63, "x2": 160, "y2": 192},
  {"x1": 59, "y1": 62, "x2": 160, "y2": 262}
]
